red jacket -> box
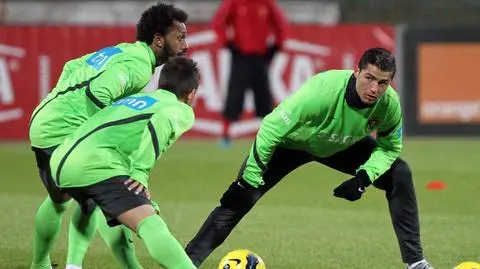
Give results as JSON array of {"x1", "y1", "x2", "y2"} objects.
[{"x1": 212, "y1": 0, "x2": 289, "y2": 54}]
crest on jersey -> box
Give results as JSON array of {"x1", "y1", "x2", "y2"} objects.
[{"x1": 366, "y1": 117, "x2": 381, "y2": 131}]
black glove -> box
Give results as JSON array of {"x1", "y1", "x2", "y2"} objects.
[
  {"x1": 266, "y1": 44, "x2": 279, "y2": 63},
  {"x1": 226, "y1": 41, "x2": 239, "y2": 55},
  {"x1": 333, "y1": 170, "x2": 372, "y2": 201}
]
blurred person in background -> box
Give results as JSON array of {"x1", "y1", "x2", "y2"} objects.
[
  {"x1": 212, "y1": 0, "x2": 289, "y2": 147},
  {"x1": 28, "y1": 2, "x2": 189, "y2": 269}
]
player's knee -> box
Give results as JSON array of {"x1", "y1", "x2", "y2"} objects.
[
  {"x1": 391, "y1": 159, "x2": 413, "y2": 188},
  {"x1": 43, "y1": 195, "x2": 72, "y2": 214},
  {"x1": 220, "y1": 181, "x2": 262, "y2": 212},
  {"x1": 48, "y1": 190, "x2": 71, "y2": 204}
]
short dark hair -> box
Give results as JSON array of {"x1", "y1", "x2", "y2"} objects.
[
  {"x1": 136, "y1": 2, "x2": 188, "y2": 44},
  {"x1": 358, "y1": 48, "x2": 396, "y2": 77},
  {"x1": 158, "y1": 56, "x2": 200, "y2": 98}
]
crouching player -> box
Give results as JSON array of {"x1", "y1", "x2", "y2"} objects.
[{"x1": 50, "y1": 56, "x2": 199, "y2": 269}]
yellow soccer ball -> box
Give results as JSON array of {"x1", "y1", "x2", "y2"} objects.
[
  {"x1": 218, "y1": 249, "x2": 266, "y2": 269},
  {"x1": 455, "y1": 262, "x2": 480, "y2": 269}
]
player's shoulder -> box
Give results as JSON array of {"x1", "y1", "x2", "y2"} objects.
[
  {"x1": 76, "y1": 42, "x2": 134, "y2": 60},
  {"x1": 114, "y1": 41, "x2": 146, "y2": 54},
  {"x1": 311, "y1": 69, "x2": 352, "y2": 85},
  {"x1": 112, "y1": 42, "x2": 152, "y2": 66},
  {"x1": 383, "y1": 86, "x2": 400, "y2": 103},
  {"x1": 149, "y1": 90, "x2": 195, "y2": 129},
  {"x1": 177, "y1": 103, "x2": 195, "y2": 127},
  {"x1": 72, "y1": 42, "x2": 146, "y2": 65},
  {"x1": 378, "y1": 86, "x2": 401, "y2": 113},
  {"x1": 161, "y1": 91, "x2": 194, "y2": 117},
  {"x1": 302, "y1": 69, "x2": 352, "y2": 94},
  {"x1": 110, "y1": 42, "x2": 153, "y2": 79},
  {"x1": 152, "y1": 90, "x2": 191, "y2": 108},
  {"x1": 317, "y1": 69, "x2": 353, "y2": 78}
]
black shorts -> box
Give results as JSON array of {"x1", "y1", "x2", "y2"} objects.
[
  {"x1": 32, "y1": 146, "x2": 64, "y2": 201},
  {"x1": 62, "y1": 175, "x2": 151, "y2": 227},
  {"x1": 32, "y1": 146, "x2": 98, "y2": 213}
]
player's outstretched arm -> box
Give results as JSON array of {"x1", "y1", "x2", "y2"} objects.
[
  {"x1": 359, "y1": 100, "x2": 403, "y2": 182},
  {"x1": 128, "y1": 107, "x2": 195, "y2": 187}
]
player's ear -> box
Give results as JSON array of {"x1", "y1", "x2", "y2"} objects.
[
  {"x1": 353, "y1": 66, "x2": 360, "y2": 79},
  {"x1": 186, "y1": 88, "x2": 197, "y2": 106},
  {"x1": 153, "y1": 33, "x2": 165, "y2": 49}
]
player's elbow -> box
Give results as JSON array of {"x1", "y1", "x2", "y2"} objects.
[{"x1": 386, "y1": 147, "x2": 402, "y2": 158}]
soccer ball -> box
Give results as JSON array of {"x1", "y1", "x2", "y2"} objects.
[
  {"x1": 455, "y1": 262, "x2": 480, "y2": 269},
  {"x1": 217, "y1": 249, "x2": 266, "y2": 269}
]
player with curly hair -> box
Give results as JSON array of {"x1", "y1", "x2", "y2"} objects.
[{"x1": 29, "y1": 3, "x2": 189, "y2": 269}]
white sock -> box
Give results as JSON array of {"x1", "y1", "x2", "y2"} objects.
[
  {"x1": 408, "y1": 259, "x2": 426, "y2": 269},
  {"x1": 65, "y1": 265, "x2": 82, "y2": 269}
]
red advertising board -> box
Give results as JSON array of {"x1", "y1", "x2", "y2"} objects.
[{"x1": 0, "y1": 24, "x2": 394, "y2": 140}]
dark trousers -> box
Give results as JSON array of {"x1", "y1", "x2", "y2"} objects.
[
  {"x1": 223, "y1": 53, "x2": 273, "y2": 121},
  {"x1": 185, "y1": 137, "x2": 423, "y2": 266}
]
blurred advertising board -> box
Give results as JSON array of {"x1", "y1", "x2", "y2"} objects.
[
  {"x1": 0, "y1": 24, "x2": 394, "y2": 140},
  {"x1": 403, "y1": 28, "x2": 480, "y2": 135}
]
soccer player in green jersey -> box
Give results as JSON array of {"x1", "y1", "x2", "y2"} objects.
[
  {"x1": 29, "y1": 3, "x2": 189, "y2": 269},
  {"x1": 50, "y1": 56, "x2": 199, "y2": 269},
  {"x1": 185, "y1": 48, "x2": 434, "y2": 269}
]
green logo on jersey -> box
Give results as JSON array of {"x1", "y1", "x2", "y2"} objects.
[{"x1": 366, "y1": 117, "x2": 381, "y2": 131}]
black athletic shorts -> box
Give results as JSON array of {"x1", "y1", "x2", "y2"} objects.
[
  {"x1": 32, "y1": 146, "x2": 58, "y2": 193},
  {"x1": 32, "y1": 146, "x2": 97, "y2": 212},
  {"x1": 62, "y1": 175, "x2": 151, "y2": 227}
]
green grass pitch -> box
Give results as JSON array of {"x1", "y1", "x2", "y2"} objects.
[{"x1": 0, "y1": 138, "x2": 479, "y2": 268}]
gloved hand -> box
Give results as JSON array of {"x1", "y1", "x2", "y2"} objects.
[
  {"x1": 266, "y1": 44, "x2": 279, "y2": 63},
  {"x1": 333, "y1": 170, "x2": 372, "y2": 201},
  {"x1": 226, "y1": 41, "x2": 239, "y2": 55}
]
